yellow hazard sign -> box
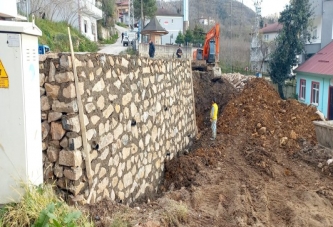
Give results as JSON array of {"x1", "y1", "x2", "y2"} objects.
[{"x1": 0, "y1": 59, "x2": 9, "y2": 88}]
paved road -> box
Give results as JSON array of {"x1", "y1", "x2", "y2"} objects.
[{"x1": 98, "y1": 25, "x2": 128, "y2": 55}]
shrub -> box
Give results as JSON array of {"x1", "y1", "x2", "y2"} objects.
[{"x1": 0, "y1": 184, "x2": 93, "y2": 227}]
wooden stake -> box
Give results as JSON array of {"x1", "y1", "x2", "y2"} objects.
[
  {"x1": 189, "y1": 58, "x2": 199, "y2": 136},
  {"x1": 67, "y1": 27, "x2": 93, "y2": 188}
]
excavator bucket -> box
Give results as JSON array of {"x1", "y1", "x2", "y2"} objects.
[{"x1": 212, "y1": 66, "x2": 222, "y2": 78}]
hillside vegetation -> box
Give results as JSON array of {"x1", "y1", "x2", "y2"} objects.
[{"x1": 36, "y1": 19, "x2": 99, "y2": 52}]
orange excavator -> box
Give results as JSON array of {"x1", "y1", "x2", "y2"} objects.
[{"x1": 192, "y1": 23, "x2": 221, "y2": 76}]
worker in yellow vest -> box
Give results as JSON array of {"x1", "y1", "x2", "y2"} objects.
[{"x1": 210, "y1": 99, "x2": 218, "y2": 140}]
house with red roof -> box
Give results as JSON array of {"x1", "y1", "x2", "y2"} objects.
[
  {"x1": 260, "y1": 22, "x2": 283, "y2": 42},
  {"x1": 295, "y1": 41, "x2": 333, "y2": 120}
]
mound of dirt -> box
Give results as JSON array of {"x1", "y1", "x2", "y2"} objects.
[
  {"x1": 192, "y1": 71, "x2": 237, "y2": 131},
  {"x1": 162, "y1": 144, "x2": 221, "y2": 191},
  {"x1": 220, "y1": 78, "x2": 321, "y2": 152}
]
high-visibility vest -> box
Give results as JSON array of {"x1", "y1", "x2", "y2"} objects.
[{"x1": 211, "y1": 103, "x2": 218, "y2": 120}]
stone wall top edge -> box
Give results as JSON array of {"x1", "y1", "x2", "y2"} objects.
[{"x1": 40, "y1": 52, "x2": 191, "y2": 63}]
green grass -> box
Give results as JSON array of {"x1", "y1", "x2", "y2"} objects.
[
  {"x1": 0, "y1": 184, "x2": 93, "y2": 227},
  {"x1": 99, "y1": 33, "x2": 119, "y2": 44},
  {"x1": 36, "y1": 19, "x2": 98, "y2": 52}
]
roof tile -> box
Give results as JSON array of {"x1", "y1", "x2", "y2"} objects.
[
  {"x1": 260, "y1": 22, "x2": 283, "y2": 34},
  {"x1": 295, "y1": 41, "x2": 333, "y2": 76}
]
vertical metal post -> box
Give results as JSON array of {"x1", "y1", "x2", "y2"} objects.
[
  {"x1": 26, "y1": 0, "x2": 29, "y2": 22},
  {"x1": 141, "y1": 0, "x2": 144, "y2": 43},
  {"x1": 128, "y1": 0, "x2": 131, "y2": 28}
]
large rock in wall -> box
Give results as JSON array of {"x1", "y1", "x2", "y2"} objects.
[{"x1": 39, "y1": 53, "x2": 196, "y2": 204}]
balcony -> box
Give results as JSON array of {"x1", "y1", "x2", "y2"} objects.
[{"x1": 80, "y1": 0, "x2": 103, "y2": 20}]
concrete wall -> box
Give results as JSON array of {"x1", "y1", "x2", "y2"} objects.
[
  {"x1": 313, "y1": 121, "x2": 333, "y2": 149},
  {"x1": 271, "y1": 83, "x2": 296, "y2": 100},
  {"x1": 139, "y1": 43, "x2": 193, "y2": 59},
  {"x1": 39, "y1": 53, "x2": 196, "y2": 204}
]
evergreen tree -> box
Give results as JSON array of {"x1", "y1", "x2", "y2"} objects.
[
  {"x1": 134, "y1": 0, "x2": 157, "y2": 25},
  {"x1": 184, "y1": 29, "x2": 193, "y2": 45},
  {"x1": 268, "y1": 0, "x2": 312, "y2": 99},
  {"x1": 192, "y1": 25, "x2": 205, "y2": 45},
  {"x1": 175, "y1": 31, "x2": 184, "y2": 44}
]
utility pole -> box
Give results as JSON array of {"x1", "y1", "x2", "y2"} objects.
[
  {"x1": 250, "y1": 0, "x2": 263, "y2": 74},
  {"x1": 141, "y1": 0, "x2": 143, "y2": 43},
  {"x1": 128, "y1": 0, "x2": 134, "y2": 30}
]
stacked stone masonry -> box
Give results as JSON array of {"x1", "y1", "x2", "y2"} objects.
[{"x1": 39, "y1": 53, "x2": 196, "y2": 204}]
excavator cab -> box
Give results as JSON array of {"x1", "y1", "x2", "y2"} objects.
[{"x1": 207, "y1": 40, "x2": 216, "y2": 64}]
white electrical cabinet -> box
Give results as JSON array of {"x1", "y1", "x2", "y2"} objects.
[{"x1": 0, "y1": 21, "x2": 43, "y2": 204}]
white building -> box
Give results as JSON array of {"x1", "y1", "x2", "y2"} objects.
[
  {"x1": 77, "y1": 0, "x2": 103, "y2": 41},
  {"x1": 198, "y1": 17, "x2": 216, "y2": 26},
  {"x1": 250, "y1": 22, "x2": 283, "y2": 73},
  {"x1": 301, "y1": 0, "x2": 333, "y2": 63},
  {"x1": 16, "y1": 0, "x2": 103, "y2": 42},
  {"x1": 154, "y1": 8, "x2": 183, "y2": 45}
]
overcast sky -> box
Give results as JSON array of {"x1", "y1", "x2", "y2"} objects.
[{"x1": 242, "y1": 0, "x2": 290, "y2": 17}]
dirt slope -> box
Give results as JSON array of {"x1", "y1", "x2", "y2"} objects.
[{"x1": 85, "y1": 75, "x2": 333, "y2": 227}]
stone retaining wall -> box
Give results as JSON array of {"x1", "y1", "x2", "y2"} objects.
[{"x1": 39, "y1": 53, "x2": 196, "y2": 204}]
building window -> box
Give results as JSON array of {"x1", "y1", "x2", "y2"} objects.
[
  {"x1": 264, "y1": 34, "x2": 269, "y2": 41},
  {"x1": 299, "y1": 79, "x2": 306, "y2": 100},
  {"x1": 84, "y1": 20, "x2": 87, "y2": 33},
  {"x1": 172, "y1": 19, "x2": 173, "y2": 23},
  {"x1": 311, "y1": 81, "x2": 319, "y2": 105}
]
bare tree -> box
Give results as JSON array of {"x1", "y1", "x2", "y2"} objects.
[
  {"x1": 30, "y1": 0, "x2": 99, "y2": 27},
  {"x1": 257, "y1": 34, "x2": 276, "y2": 73}
]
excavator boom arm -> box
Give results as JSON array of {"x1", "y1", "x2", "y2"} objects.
[{"x1": 202, "y1": 23, "x2": 220, "y2": 62}]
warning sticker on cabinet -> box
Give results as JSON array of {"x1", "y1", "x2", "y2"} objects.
[{"x1": 0, "y1": 60, "x2": 9, "y2": 88}]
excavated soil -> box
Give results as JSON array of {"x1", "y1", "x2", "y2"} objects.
[
  {"x1": 84, "y1": 74, "x2": 333, "y2": 227},
  {"x1": 192, "y1": 71, "x2": 238, "y2": 131}
]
